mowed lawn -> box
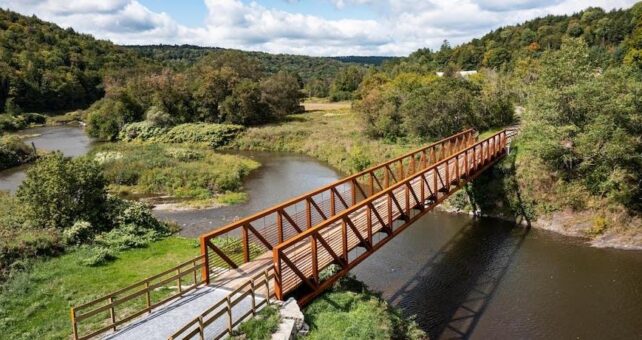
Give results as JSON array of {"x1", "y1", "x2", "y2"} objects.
[{"x1": 0, "y1": 237, "x2": 199, "y2": 339}]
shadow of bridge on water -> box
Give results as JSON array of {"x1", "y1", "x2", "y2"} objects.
[{"x1": 387, "y1": 217, "x2": 530, "y2": 339}]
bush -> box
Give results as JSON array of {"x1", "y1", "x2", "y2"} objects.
[
  {"x1": 86, "y1": 97, "x2": 142, "y2": 141},
  {"x1": 62, "y1": 221, "x2": 94, "y2": 246},
  {"x1": 80, "y1": 247, "x2": 116, "y2": 267},
  {"x1": 0, "y1": 135, "x2": 36, "y2": 170},
  {"x1": 17, "y1": 153, "x2": 108, "y2": 230},
  {"x1": 0, "y1": 113, "x2": 45, "y2": 132},
  {"x1": 118, "y1": 121, "x2": 168, "y2": 142},
  {"x1": 304, "y1": 275, "x2": 426, "y2": 340},
  {"x1": 157, "y1": 123, "x2": 245, "y2": 148},
  {"x1": 96, "y1": 199, "x2": 169, "y2": 251},
  {"x1": 118, "y1": 122, "x2": 244, "y2": 148}
]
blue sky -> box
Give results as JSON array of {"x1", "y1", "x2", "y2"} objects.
[
  {"x1": 137, "y1": 0, "x2": 378, "y2": 25},
  {"x1": 1, "y1": 0, "x2": 639, "y2": 56}
]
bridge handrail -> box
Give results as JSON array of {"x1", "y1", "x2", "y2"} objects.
[
  {"x1": 200, "y1": 129, "x2": 477, "y2": 282},
  {"x1": 168, "y1": 268, "x2": 276, "y2": 340},
  {"x1": 70, "y1": 254, "x2": 206, "y2": 340},
  {"x1": 201, "y1": 128, "x2": 474, "y2": 239},
  {"x1": 272, "y1": 130, "x2": 509, "y2": 303}
]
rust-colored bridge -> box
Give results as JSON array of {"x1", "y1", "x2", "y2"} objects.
[{"x1": 70, "y1": 129, "x2": 512, "y2": 340}]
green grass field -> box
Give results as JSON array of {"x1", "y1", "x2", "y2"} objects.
[{"x1": 0, "y1": 237, "x2": 199, "y2": 339}]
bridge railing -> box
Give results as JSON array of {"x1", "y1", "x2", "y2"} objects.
[
  {"x1": 199, "y1": 129, "x2": 477, "y2": 283},
  {"x1": 168, "y1": 268, "x2": 275, "y2": 340},
  {"x1": 70, "y1": 255, "x2": 206, "y2": 340},
  {"x1": 272, "y1": 130, "x2": 508, "y2": 304}
]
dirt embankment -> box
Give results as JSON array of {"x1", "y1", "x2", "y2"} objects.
[{"x1": 439, "y1": 205, "x2": 642, "y2": 250}]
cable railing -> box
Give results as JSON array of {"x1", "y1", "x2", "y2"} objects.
[
  {"x1": 272, "y1": 130, "x2": 509, "y2": 304},
  {"x1": 199, "y1": 129, "x2": 477, "y2": 283}
]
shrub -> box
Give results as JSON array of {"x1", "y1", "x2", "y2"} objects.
[
  {"x1": 118, "y1": 121, "x2": 168, "y2": 142},
  {"x1": 62, "y1": 221, "x2": 94, "y2": 246},
  {"x1": 0, "y1": 135, "x2": 36, "y2": 170},
  {"x1": 86, "y1": 97, "x2": 142, "y2": 141},
  {"x1": 118, "y1": 122, "x2": 244, "y2": 148},
  {"x1": 145, "y1": 105, "x2": 174, "y2": 127},
  {"x1": 304, "y1": 275, "x2": 426, "y2": 340},
  {"x1": 96, "y1": 199, "x2": 169, "y2": 251},
  {"x1": 80, "y1": 247, "x2": 116, "y2": 267},
  {"x1": 0, "y1": 113, "x2": 43, "y2": 132},
  {"x1": 17, "y1": 153, "x2": 108, "y2": 230},
  {"x1": 159, "y1": 123, "x2": 245, "y2": 147}
]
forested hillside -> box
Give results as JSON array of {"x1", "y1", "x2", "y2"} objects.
[
  {"x1": 389, "y1": 5, "x2": 640, "y2": 71},
  {"x1": 0, "y1": 10, "x2": 374, "y2": 118},
  {"x1": 0, "y1": 9, "x2": 147, "y2": 113},
  {"x1": 124, "y1": 45, "x2": 376, "y2": 83},
  {"x1": 355, "y1": 3, "x2": 642, "y2": 244}
]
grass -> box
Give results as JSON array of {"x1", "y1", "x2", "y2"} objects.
[
  {"x1": 91, "y1": 143, "x2": 260, "y2": 207},
  {"x1": 0, "y1": 237, "x2": 199, "y2": 340},
  {"x1": 233, "y1": 305, "x2": 280, "y2": 340},
  {"x1": 303, "y1": 276, "x2": 426, "y2": 340},
  {"x1": 229, "y1": 106, "x2": 416, "y2": 174}
]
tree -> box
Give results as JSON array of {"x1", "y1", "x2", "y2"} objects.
[
  {"x1": 17, "y1": 153, "x2": 108, "y2": 230},
  {"x1": 220, "y1": 80, "x2": 270, "y2": 125},
  {"x1": 304, "y1": 78, "x2": 330, "y2": 98},
  {"x1": 86, "y1": 97, "x2": 140, "y2": 141},
  {"x1": 483, "y1": 47, "x2": 511, "y2": 68},
  {"x1": 260, "y1": 71, "x2": 304, "y2": 118},
  {"x1": 329, "y1": 66, "x2": 365, "y2": 101},
  {"x1": 522, "y1": 38, "x2": 642, "y2": 210}
]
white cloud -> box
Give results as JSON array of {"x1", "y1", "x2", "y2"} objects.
[{"x1": 0, "y1": 0, "x2": 638, "y2": 56}]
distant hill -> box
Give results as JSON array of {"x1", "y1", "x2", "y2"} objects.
[
  {"x1": 0, "y1": 8, "x2": 146, "y2": 113},
  {"x1": 123, "y1": 45, "x2": 388, "y2": 82},
  {"x1": 330, "y1": 56, "x2": 398, "y2": 65},
  {"x1": 402, "y1": 3, "x2": 641, "y2": 70}
]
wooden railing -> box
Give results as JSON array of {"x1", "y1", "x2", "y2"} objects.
[
  {"x1": 272, "y1": 130, "x2": 509, "y2": 304},
  {"x1": 70, "y1": 255, "x2": 206, "y2": 340},
  {"x1": 169, "y1": 268, "x2": 276, "y2": 340},
  {"x1": 200, "y1": 129, "x2": 477, "y2": 283}
]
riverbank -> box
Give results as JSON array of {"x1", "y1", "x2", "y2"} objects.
[
  {"x1": 228, "y1": 101, "x2": 642, "y2": 250},
  {"x1": 229, "y1": 101, "x2": 415, "y2": 174},
  {"x1": 233, "y1": 275, "x2": 426, "y2": 340},
  {"x1": 91, "y1": 142, "x2": 260, "y2": 209},
  {"x1": 438, "y1": 204, "x2": 642, "y2": 250}
]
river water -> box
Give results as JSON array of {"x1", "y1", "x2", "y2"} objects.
[
  {"x1": 0, "y1": 125, "x2": 94, "y2": 192},
  {"x1": 1, "y1": 126, "x2": 640, "y2": 339},
  {"x1": 154, "y1": 151, "x2": 343, "y2": 237}
]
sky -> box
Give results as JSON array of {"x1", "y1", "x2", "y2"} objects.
[{"x1": 1, "y1": 0, "x2": 639, "y2": 56}]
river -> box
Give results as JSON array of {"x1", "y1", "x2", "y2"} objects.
[
  {"x1": 1, "y1": 126, "x2": 640, "y2": 338},
  {"x1": 0, "y1": 125, "x2": 94, "y2": 192}
]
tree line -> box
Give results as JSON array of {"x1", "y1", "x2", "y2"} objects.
[
  {"x1": 385, "y1": 4, "x2": 641, "y2": 73},
  {"x1": 86, "y1": 51, "x2": 305, "y2": 140}
]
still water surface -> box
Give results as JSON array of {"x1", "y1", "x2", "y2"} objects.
[
  {"x1": 1, "y1": 126, "x2": 640, "y2": 339},
  {"x1": 155, "y1": 151, "x2": 343, "y2": 237},
  {"x1": 0, "y1": 125, "x2": 93, "y2": 192}
]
